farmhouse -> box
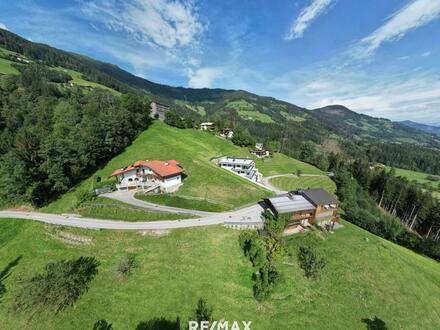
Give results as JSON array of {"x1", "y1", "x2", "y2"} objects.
[
  {"x1": 265, "y1": 188, "x2": 339, "y2": 230},
  {"x1": 218, "y1": 156, "x2": 261, "y2": 181},
  {"x1": 200, "y1": 122, "x2": 215, "y2": 130},
  {"x1": 219, "y1": 128, "x2": 234, "y2": 139},
  {"x1": 250, "y1": 143, "x2": 272, "y2": 158},
  {"x1": 111, "y1": 160, "x2": 183, "y2": 192},
  {"x1": 150, "y1": 101, "x2": 170, "y2": 121}
]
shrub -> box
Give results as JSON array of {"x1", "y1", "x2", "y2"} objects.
[
  {"x1": 191, "y1": 298, "x2": 213, "y2": 323},
  {"x1": 426, "y1": 175, "x2": 440, "y2": 182},
  {"x1": 297, "y1": 245, "x2": 326, "y2": 279},
  {"x1": 253, "y1": 263, "x2": 280, "y2": 301},
  {"x1": 13, "y1": 256, "x2": 99, "y2": 313},
  {"x1": 93, "y1": 320, "x2": 113, "y2": 330},
  {"x1": 238, "y1": 231, "x2": 267, "y2": 268},
  {"x1": 117, "y1": 254, "x2": 137, "y2": 278}
]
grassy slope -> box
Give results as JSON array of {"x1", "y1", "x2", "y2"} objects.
[
  {"x1": 135, "y1": 194, "x2": 230, "y2": 212},
  {"x1": 270, "y1": 175, "x2": 336, "y2": 193},
  {"x1": 237, "y1": 109, "x2": 274, "y2": 123},
  {"x1": 43, "y1": 122, "x2": 271, "y2": 213},
  {"x1": 55, "y1": 67, "x2": 121, "y2": 95},
  {"x1": 392, "y1": 167, "x2": 439, "y2": 188},
  {"x1": 78, "y1": 197, "x2": 194, "y2": 221},
  {"x1": 0, "y1": 58, "x2": 19, "y2": 74},
  {"x1": 0, "y1": 219, "x2": 439, "y2": 329},
  {"x1": 254, "y1": 153, "x2": 323, "y2": 176}
]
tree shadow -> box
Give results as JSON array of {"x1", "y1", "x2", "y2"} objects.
[
  {"x1": 135, "y1": 317, "x2": 180, "y2": 330},
  {"x1": 362, "y1": 316, "x2": 388, "y2": 330},
  {"x1": 0, "y1": 256, "x2": 22, "y2": 302}
]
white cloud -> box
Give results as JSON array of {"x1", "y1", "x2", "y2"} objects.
[
  {"x1": 422, "y1": 51, "x2": 431, "y2": 57},
  {"x1": 81, "y1": 0, "x2": 204, "y2": 53},
  {"x1": 0, "y1": 23, "x2": 8, "y2": 30},
  {"x1": 285, "y1": 0, "x2": 334, "y2": 40},
  {"x1": 187, "y1": 67, "x2": 223, "y2": 88},
  {"x1": 352, "y1": 0, "x2": 440, "y2": 58},
  {"x1": 267, "y1": 58, "x2": 440, "y2": 124},
  {"x1": 398, "y1": 55, "x2": 410, "y2": 60}
]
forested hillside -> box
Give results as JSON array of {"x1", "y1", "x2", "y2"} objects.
[{"x1": 0, "y1": 63, "x2": 151, "y2": 206}]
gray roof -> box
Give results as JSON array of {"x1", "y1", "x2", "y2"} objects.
[
  {"x1": 298, "y1": 188, "x2": 338, "y2": 206},
  {"x1": 266, "y1": 194, "x2": 315, "y2": 214}
]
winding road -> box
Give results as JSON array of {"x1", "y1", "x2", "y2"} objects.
[
  {"x1": 105, "y1": 191, "x2": 215, "y2": 217},
  {"x1": 0, "y1": 173, "x2": 305, "y2": 230},
  {"x1": 0, "y1": 202, "x2": 264, "y2": 230}
]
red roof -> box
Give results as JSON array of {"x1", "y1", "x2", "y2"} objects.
[
  {"x1": 110, "y1": 166, "x2": 136, "y2": 177},
  {"x1": 110, "y1": 160, "x2": 183, "y2": 178}
]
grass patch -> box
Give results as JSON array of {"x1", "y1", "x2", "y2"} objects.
[
  {"x1": 270, "y1": 175, "x2": 336, "y2": 193},
  {"x1": 54, "y1": 67, "x2": 120, "y2": 95},
  {"x1": 280, "y1": 111, "x2": 307, "y2": 122},
  {"x1": 135, "y1": 194, "x2": 229, "y2": 212},
  {"x1": 384, "y1": 166, "x2": 440, "y2": 198},
  {"x1": 43, "y1": 122, "x2": 270, "y2": 213},
  {"x1": 255, "y1": 153, "x2": 323, "y2": 176},
  {"x1": 175, "y1": 100, "x2": 206, "y2": 116},
  {"x1": 0, "y1": 219, "x2": 439, "y2": 329},
  {"x1": 391, "y1": 167, "x2": 439, "y2": 188},
  {"x1": 78, "y1": 197, "x2": 194, "y2": 221},
  {"x1": 236, "y1": 110, "x2": 274, "y2": 123},
  {"x1": 226, "y1": 99, "x2": 254, "y2": 111},
  {"x1": 0, "y1": 58, "x2": 20, "y2": 75}
]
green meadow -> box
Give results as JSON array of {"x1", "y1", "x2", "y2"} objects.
[
  {"x1": 55, "y1": 67, "x2": 121, "y2": 95},
  {"x1": 78, "y1": 197, "x2": 194, "y2": 221},
  {"x1": 270, "y1": 175, "x2": 337, "y2": 193},
  {"x1": 392, "y1": 167, "x2": 440, "y2": 188},
  {"x1": 0, "y1": 58, "x2": 20, "y2": 75},
  {"x1": 0, "y1": 219, "x2": 439, "y2": 329},
  {"x1": 254, "y1": 153, "x2": 323, "y2": 176}
]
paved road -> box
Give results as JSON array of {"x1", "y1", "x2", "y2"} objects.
[
  {"x1": 0, "y1": 173, "x2": 329, "y2": 230},
  {"x1": 0, "y1": 203, "x2": 264, "y2": 230},
  {"x1": 104, "y1": 191, "x2": 215, "y2": 217}
]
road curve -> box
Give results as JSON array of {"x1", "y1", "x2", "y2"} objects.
[
  {"x1": 104, "y1": 191, "x2": 215, "y2": 217},
  {"x1": 0, "y1": 203, "x2": 264, "y2": 230}
]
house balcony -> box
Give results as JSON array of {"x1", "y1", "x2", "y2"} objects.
[{"x1": 292, "y1": 212, "x2": 314, "y2": 221}]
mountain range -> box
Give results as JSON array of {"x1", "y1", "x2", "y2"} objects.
[
  {"x1": 400, "y1": 120, "x2": 440, "y2": 137},
  {"x1": 1, "y1": 28, "x2": 439, "y2": 152}
]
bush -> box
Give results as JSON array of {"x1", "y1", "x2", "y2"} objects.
[
  {"x1": 93, "y1": 320, "x2": 113, "y2": 330},
  {"x1": 253, "y1": 263, "x2": 280, "y2": 301},
  {"x1": 426, "y1": 175, "x2": 440, "y2": 182},
  {"x1": 117, "y1": 254, "x2": 137, "y2": 278},
  {"x1": 13, "y1": 256, "x2": 99, "y2": 313},
  {"x1": 191, "y1": 298, "x2": 213, "y2": 323},
  {"x1": 239, "y1": 231, "x2": 267, "y2": 268},
  {"x1": 297, "y1": 245, "x2": 326, "y2": 279}
]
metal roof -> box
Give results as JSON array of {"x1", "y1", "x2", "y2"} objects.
[
  {"x1": 267, "y1": 194, "x2": 315, "y2": 214},
  {"x1": 298, "y1": 189, "x2": 338, "y2": 206},
  {"x1": 219, "y1": 156, "x2": 254, "y2": 166}
]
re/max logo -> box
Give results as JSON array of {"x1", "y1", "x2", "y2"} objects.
[{"x1": 188, "y1": 320, "x2": 252, "y2": 330}]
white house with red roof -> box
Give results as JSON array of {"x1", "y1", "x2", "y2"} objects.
[{"x1": 110, "y1": 160, "x2": 184, "y2": 192}]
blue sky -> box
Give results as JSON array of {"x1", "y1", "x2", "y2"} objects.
[{"x1": 1, "y1": 0, "x2": 440, "y2": 124}]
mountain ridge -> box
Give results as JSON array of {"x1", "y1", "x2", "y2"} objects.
[
  {"x1": 400, "y1": 120, "x2": 440, "y2": 137},
  {"x1": 1, "y1": 27, "x2": 439, "y2": 150}
]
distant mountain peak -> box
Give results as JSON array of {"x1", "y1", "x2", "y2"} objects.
[{"x1": 400, "y1": 120, "x2": 440, "y2": 137}]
